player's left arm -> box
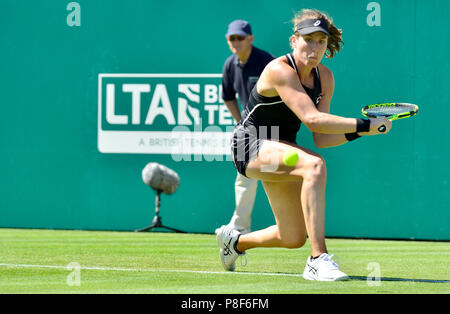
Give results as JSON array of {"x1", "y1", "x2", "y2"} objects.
[{"x1": 312, "y1": 65, "x2": 355, "y2": 148}]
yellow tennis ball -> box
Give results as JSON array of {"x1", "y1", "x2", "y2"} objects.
[{"x1": 283, "y1": 151, "x2": 299, "y2": 167}]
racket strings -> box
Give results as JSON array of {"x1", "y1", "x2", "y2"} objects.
[{"x1": 365, "y1": 104, "x2": 417, "y2": 117}]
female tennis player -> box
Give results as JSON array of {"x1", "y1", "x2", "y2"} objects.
[{"x1": 216, "y1": 9, "x2": 392, "y2": 281}]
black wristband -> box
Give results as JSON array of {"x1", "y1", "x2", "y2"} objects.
[
  {"x1": 356, "y1": 118, "x2": 370, "y2": 133},
  {"x1": 345, "y1": 132, "x2": 361, "y2": 142}
]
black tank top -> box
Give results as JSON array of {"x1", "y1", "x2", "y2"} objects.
[{"x1": 240, "y1": 53, "x2": 322, "y2": 143}]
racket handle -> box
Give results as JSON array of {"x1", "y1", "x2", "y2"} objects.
[{"x1": 378, "y1": 125, "x2": 386, "y2": 133}]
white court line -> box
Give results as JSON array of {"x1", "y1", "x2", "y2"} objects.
[
  {"x1": 0, "y1": 263, "x2": 302, "y2": 278},
  {"x1": 2, "y1": 264, "x2": 449, "y2": 284}
]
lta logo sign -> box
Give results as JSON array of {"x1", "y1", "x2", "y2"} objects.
[{"x1": 98, "y1": 74, "x2": 234, "y2": 158}]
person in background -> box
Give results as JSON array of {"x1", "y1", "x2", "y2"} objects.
[{"x1": 217, "y1": 19, "x2": 275, "y2": 235}]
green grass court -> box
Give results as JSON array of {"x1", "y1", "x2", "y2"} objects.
[{"x1": 0, "y1": 229, "x2": 448, "y2": 294}]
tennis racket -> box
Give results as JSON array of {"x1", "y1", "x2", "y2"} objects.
[{"x1": 362, "y1": 103, "x2": 419, "y2": 132}]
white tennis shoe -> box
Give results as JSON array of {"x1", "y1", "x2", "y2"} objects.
[
  {"x1": 216, "y1": 225, "x2": 245, "y2": 271},
  {"x1": 215, "y1": 224, "x2": 250, "y2": 235},
  {"x1": 303, "y1": 253, "x2": 349, "y2": 281}
]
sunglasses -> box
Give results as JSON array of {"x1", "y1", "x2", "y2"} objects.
[{"x1": 228, "y1": 35, "x2": 247, "y2": 42}]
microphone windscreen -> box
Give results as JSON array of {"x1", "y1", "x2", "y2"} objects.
[{"x1": 142, "y1": 163, "x2": 180, "y2": 195}]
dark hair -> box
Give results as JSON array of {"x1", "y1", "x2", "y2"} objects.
[{"x1": 292, "y1": 9, "x2": 344, "y2": 58}]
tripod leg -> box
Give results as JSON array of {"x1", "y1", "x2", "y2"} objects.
[
  {"x1": 160, "y1": 225, "x2": 186, "y2": 233},
  {"x1": 135, "y1": 226, "x2": 151, "y2": 232}
]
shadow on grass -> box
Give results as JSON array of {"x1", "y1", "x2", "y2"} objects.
[{"x1": 349, "y1": 276, "x2": 450, "y2": 284}]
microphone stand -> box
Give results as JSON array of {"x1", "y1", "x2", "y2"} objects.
[{"x1": 135, "y1": 189, "x2": 185, "y2": 233}]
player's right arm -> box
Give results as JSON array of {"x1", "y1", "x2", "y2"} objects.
[{"x1": 257, "y1": 59, "x2": 388, "y2": 135}]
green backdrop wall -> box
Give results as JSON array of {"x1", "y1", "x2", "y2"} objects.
[{"x1": 1, "y1": 0, "x2": 449, "y2": 240}]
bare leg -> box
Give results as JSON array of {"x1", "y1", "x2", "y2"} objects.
[
  {"x1": 237, "y1": 181, "x2": 306, "y2": 252},
  {"x1": 238, "y1": 140, "x2": 328, "y2": 257},
  {"x1": 298, "y1": 158, "x2": 327, "y2": 256}
]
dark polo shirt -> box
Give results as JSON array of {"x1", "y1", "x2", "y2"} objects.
[{"x1": 221, "y1": 46, "x2": 274, "y2": 109}]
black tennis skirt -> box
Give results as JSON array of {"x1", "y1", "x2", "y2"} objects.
[
  {"x1": 230, "y1": 123, "x2": 268, "y2": 178},
  {"x1": 230, "y1": 121, "x2": 300, "y2": 177},
  {"x1": 231, "y1": 124, "x2": 260, "y2": 177}
]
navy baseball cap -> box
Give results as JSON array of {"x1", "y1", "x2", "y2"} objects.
[
  {"x1": 225, "y1": 20, "x2": 252, "y2": 37},
  {"x1": 295, "y1": 18, "x2": 330, "y2": 36}
]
